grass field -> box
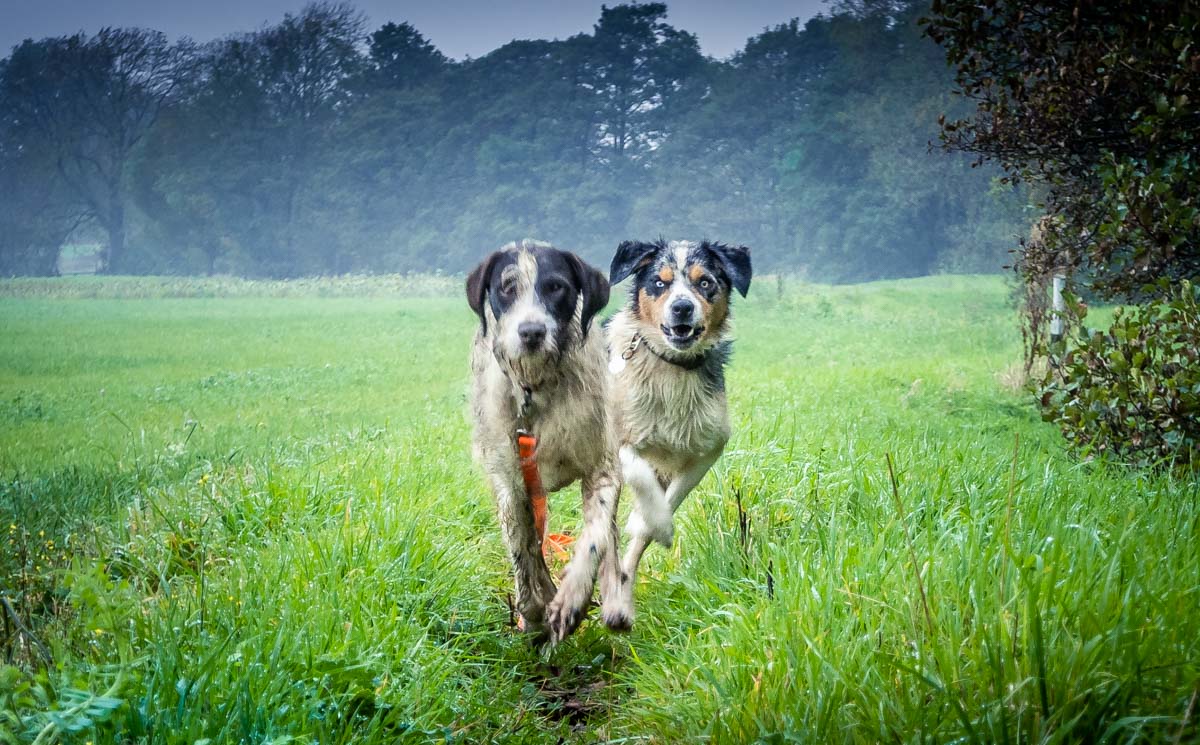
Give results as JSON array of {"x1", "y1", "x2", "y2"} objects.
[{"x1": 1, "y1": 274, "x2": 1197, "y2": 743}]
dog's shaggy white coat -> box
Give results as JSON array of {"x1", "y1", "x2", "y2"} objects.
[{"x1": 468, "y1": 241, "x2": 626, "y2": 640}]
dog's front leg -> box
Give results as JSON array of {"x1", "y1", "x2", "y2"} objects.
[
  {"x1": 665, "y1": 446, "x2": 723, "y2": 513},
  {"x1": 610, "y1": 446, "x2": 668, "y2": 629},
  {"x1": 615, "y1": 445, "x2": 723, "y2": 628},
  {"x1": 491, "y1": 472, "x2": 557, "y2": 635},
  {"x1": 546, "y1": 468, "x2": 621, "y2": 642},
  {"x1": 621, "y1": 445, "x2": 673, "y2": 547}
]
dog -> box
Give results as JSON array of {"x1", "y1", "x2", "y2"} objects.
[
  {"x1": 466, "y1": 240, "x2": 629, "y2": 641},
  {"x1": 603, "y1": 238, "x2": 752, "y2": 626}
]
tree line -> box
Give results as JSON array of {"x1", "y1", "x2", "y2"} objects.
[{"x1": 0, "y1": 0, "x2": 1031, "y2": 279}]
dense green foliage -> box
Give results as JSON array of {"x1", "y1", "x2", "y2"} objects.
[
  {"x1": 0, "y1": 1, "x2": 1030, "y2": 279},
  {"x1": 925, "y1": 0, "x2": 1200, "y2": 464},
  {"x1": 1040, "y1": 280, "x2": 1200, "y2": 468},
  {"x1": 2, "y1": 276, "x2": 1197, "y2": 742},
  {"x1": 925, "y1": 0, "x2": 1200, "y2": 298}
]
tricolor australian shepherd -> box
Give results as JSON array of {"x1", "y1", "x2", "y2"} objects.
[{"x1": 604, "y1": 239, "x2": 752, "y2": 626}]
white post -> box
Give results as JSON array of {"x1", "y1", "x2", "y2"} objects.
[{"x1": 1050, "y1": 274, "x2": 1066, "y2": 342}]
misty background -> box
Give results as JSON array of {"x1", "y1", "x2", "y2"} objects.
[
  {"x1": 0, "y1": 0, "x2": 1033, "y2": 280},
  {"x1": 0, "y1": 0, "x2": 828, "y2": 61}
]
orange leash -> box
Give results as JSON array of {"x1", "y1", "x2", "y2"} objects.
[
  {"x1": 513, "y1": 429, "x2": 573, "y2": 632},
  {"x1": 517, "y1": 430, "x2": 574, "y2": 559},
  {"x1": 517, "y1": 431, "x2": 548, "y2": 548}
]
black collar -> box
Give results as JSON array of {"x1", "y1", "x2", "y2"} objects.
[{"x1": 636, "y1": 333, "x2": 710, "y2": 371}]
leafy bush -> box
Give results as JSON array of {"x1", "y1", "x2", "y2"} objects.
[
  {"x1": 1040, "y1": 280, "x2": 1200, "y2": 468},
  {"x1": 927, "y1": 2, "x2": 1199, "y2": 302}
]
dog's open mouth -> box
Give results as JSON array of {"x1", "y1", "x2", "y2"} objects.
[{"x1": 661, "y1": 323, "x2": 703, "y2": 348}]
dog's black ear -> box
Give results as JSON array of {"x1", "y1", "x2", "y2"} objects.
[
  {"x1": 466, "y1": 251, "x2": 502, "y2": 334},
  {"x1": 564, "y1": 253, "x2": 610, "y2": 337},
  {"x1": 610, "y1": 240, "x2": 659, "y2": 286},
  {"x1": 708, "y1": 242, "x2": 752, "y2": 297}
]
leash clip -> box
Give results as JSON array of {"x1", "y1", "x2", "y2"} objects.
[
  {"x1": 610, "y1": 334, "x2": 642, "y2": 374},
  {"x1": 622, "y1": 334, "x2": 642, "y2": 360}
]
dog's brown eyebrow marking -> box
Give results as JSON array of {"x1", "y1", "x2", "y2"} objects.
[
  {"x1": 688, "y1": 265, "x2": 707, "y2": 283},
  {"x1": 658, "y1": 267, "x2": 675, "y2": 283}
]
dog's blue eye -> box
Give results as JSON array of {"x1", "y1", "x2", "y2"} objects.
[
  {"x1": 700, "y1": 279, "x2": 711, "y2": 289},
  {"x1": 655, "y1": 280, "x2": 666, "y2": 289}
]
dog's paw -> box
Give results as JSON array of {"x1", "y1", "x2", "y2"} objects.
[
  {"x1": 546, "y1": 574, "x2": 593, "y2": 643},
  {"x1": 601, "y1": 605, "x2": 633, "y2": 632},
  {"x1": 515, "y1": 586, "x2": 552, "y2": 640},
  {"x1": 600, "y1": 572, "x2": 635, "y2": 632},
  {"x1": 627, "y1": 509, "x2": 674, "y2": 548},
  {"x1": 545, "y1": 598, "x2": 585, "y2": 643},
  {"x1": 518, "y1": 616, "x2": 551, "y2": 646}
]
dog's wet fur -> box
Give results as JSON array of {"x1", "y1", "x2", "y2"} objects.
[
  {"x1": 604, "y1": 239, "x2": 751, "y2": 627},
  {"x1": 466, "y1": 240, "x2": 628, "y2": 642}
]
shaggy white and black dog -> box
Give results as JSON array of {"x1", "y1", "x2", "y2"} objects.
[
  {"x1": 466, "y1": 240, "x2": 629, "y2": 641},
  {"x1": 604, "y1": 239, "x2": 752, "y2": 627}
]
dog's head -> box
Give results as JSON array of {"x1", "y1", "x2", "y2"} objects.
[
  {"x1": 467, "y1": 240, "x2": 609, "y2": 384},
  {"x1": 609, "y1": 239, "x2": 751, "y2": 356}
]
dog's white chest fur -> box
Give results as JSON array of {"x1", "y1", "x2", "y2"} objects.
[{"x1": 607, "y1": 311, "x2": 729, "y2": 468}]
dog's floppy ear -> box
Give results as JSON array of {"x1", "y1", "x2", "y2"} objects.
[
  {"x1": 466, "y1": 251, "x2": 502, "y2": 335},
  {"x1": 565, "y1": 252, "x2": 610, "y2": 337},
  {"x1": 708, "y1": 242, "x2": 753, "y2": 298},
  {"x1": 609, "y1": 240, "x2": 659, "y2": 286}
]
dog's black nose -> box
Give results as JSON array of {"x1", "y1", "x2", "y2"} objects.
[
  {"x1": 670, "y1": 298, "x2": 694, "y2": 320},
  {"x1": 518, "y1": 321, "x2": 547, "y2": 349}
]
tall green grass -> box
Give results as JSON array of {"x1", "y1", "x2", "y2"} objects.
[{"x1": 1, "y1": 275, "x2": 1196, "y2": 743}]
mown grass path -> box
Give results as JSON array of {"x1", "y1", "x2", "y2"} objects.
[{"x1": 1, "y1": 275, "x2": 1196, "y2": 743}]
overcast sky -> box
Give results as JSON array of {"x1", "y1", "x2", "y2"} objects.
[{"x1": 0, "y1": 0, "x2": 828, "y2": 61}]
